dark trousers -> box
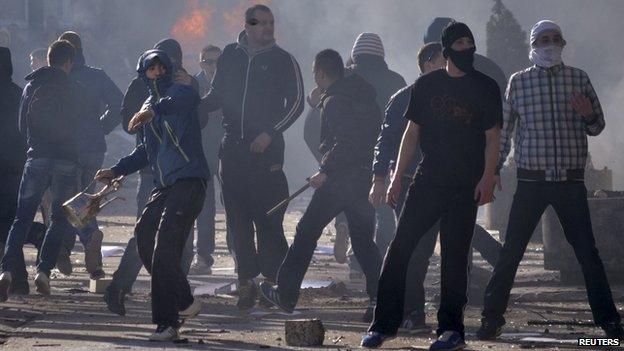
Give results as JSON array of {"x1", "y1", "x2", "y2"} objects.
[
  {"x1": 109, "y1": 170, "x2": 193, "y2": 293},
  {"x1": 219, "y1": 143, "x2": 289, "y2": 282},
  {"x1": 194, "y1": 175, "x2": 216, "y2": 266},
  {"x1": 482, "y1": 181, "x2": 621, "y2": 326},
  {"x1": 277, "y1": 172, "x2": 381, "y2": 307},
  {"x1": 370, "y1": 178, "x2": 477, "y2": 338},
  {"x1": 394, "y1": 178, "x2": 501, "y2": 317},
  {"x1": 135, "y1": 178, "x2": 205, "y2": 327}
]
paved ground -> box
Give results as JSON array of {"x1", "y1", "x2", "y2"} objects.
[{"x1": 0, "y1": 180, "x2": 622, "y2": 350}]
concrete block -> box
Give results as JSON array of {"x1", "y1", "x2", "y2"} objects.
[
  {"x1": 89, "y1": 278, "x2": 112, "y2": 294},
  {"x1": 285, "y1": 318, "x2": 325, "y2": 346}
]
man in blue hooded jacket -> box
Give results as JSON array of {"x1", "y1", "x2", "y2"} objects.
[{"x1": 95, "y1": 50, "x2": 209, "y2": 341}]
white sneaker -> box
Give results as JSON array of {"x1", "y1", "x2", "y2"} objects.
[
  {"x1": 179, "y1": 298, "x2": 202, "y2": 319},
  {"x1": 149, "y1": 325, "x2": 179, "y2": 341},
  {"x1": 0, "y1": 272, "x2": 12, "y2": 302},
  {"x1": 34, "y1": 272, "x2": 50, "y2": 296}
]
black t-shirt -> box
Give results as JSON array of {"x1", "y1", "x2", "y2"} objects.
[{"x1": 404, "y1": 69, "x2": 502, "y2": 187}]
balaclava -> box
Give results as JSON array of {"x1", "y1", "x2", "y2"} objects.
[{"x1": 441, "y1": 21, "x2": 476, "y2": 73}]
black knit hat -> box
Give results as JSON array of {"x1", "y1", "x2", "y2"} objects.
[{"x1": 441, "y1": 21, "x2": 474, "y2": 50}]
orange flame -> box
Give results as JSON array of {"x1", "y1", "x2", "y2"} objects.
[{"x1": 171, "y1": 0, "x2": 215, "y2": 55}]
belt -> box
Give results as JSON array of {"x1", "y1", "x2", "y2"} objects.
[{"x1": 517, "y1": 168, "x2": 584, "y2": 181}]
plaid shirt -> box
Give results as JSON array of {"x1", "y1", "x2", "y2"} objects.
[{"x1": 498, "y1": 64, "x2": 605, "y2": 181}]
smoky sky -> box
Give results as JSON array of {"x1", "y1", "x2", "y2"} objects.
[{"x1": 52, "y1": 0, "x2": 624, "y2": 188}]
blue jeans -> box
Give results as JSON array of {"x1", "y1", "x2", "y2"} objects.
[
  {"x1": 62, "y1": 152, "x2": 105, "y2": 250},
  {"x1": 1, "y1": 158, "x2": 78, "y2": 278}
]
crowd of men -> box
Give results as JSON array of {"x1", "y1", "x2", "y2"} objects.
[{"x1": 0, "y1": 3, "x2": 621, "y2": 350}]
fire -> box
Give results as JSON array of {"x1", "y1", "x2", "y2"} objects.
[{"x1": 171, "y1": 0, "x2": 215, "y2": 55}]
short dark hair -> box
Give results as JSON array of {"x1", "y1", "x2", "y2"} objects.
[
  {"x1": 200, "y1": 45, "x2": 221, "y2": 59},
  {"x1": 58, "y1": 31, "x2": 82, "y2": 49},
  {"x1": 30, "y1": 48, "x2": 47, "y2": 60},
  {"x1": 417, "y1": 42, "x2": 443, "y2": 72},
  {"x1": 314, "y1": 49, "x2": 344, "y2": 79},
  {"x1": 245, "y1": 4, "x2": 272, "y2": 23},
  {"x1": 47, "y1": 40, "x2": 75, "y2": 67}
]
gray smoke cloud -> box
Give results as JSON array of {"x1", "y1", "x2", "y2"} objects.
[{"x1": 43, "y1": 0, "x2": 624, "y2": 188}]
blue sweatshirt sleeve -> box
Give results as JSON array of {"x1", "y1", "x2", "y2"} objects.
[
  {"x1": 111, "y1": 142, "x2": 149, "y2": 176},
  {"x1": 151, "y1": 84, "x2": 200, "y2": 117},
  {"x1": 372, "y1": 87, "x2": 410, "y2": 177}
]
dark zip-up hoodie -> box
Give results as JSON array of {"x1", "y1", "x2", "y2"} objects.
[
  {"x1": 201, "y1": 31, "x2": 304, "y2": 165},
  {"x1": 0, "y1": 47, "x2": 26, "y2": 173},
  {"x1": 111, "y1": 50, "x2": 209, "y2": 188},
  {"x1": 19, "y1": 66, "x2": 78, "y2": 162},
  {"x1": 319, "y1": 73, "x2": 381, "y2": 175}
]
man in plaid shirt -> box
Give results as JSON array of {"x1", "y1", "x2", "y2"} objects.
[{"x1": 477, "y1": 20, "x2": 623, "y2": 340}]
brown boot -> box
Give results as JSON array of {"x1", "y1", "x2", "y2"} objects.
[{"x1": 85, "y1": 229, "x2": 103, "y2": 276}]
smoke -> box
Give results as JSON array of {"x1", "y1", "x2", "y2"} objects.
[{"x1": 21, "y1": 0, "x2": 624, "y2": 188}]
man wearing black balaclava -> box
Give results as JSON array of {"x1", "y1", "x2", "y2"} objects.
[{"x1": 362, "y1": 22, "x2": 502, "y2": 351}]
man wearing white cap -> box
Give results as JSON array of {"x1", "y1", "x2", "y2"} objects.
[{"x1": 477, "y1": 20, "x2": 623, "y2": 340}]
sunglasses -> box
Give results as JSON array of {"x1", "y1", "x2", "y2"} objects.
[
  {"x1": 200, "y1": 58, "x2": 216, "y2": 65},
  {"x1": 246, "y1": 18, "x2": 260, "y2": 26}
]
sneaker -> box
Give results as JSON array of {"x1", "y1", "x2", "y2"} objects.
[
  {"x1": 361, "y1": 331, "x2": 394, "y2": 348},
  {"x1": 333, "y1": 223, "x2": 349, "y2": 264},
  {"x1": 56, "y1": 248, "x2": 73, "y2": 275},
  {"x1": 236, "y1": 279, "x2": 258, "y2": 311},
  {"x1": 34, "y1": 272, "x2": 50, "y2": 296},
  {"x1": 402, "y1": 311, "x2": 432, "y2": 334},
  {"x1": 258, "y1": 280, "x2": 276, "y2": 309},
  {"x1": 601, "y1": 322, "x2": 624, "y2": 340},
  {"x1": 429, "y1": 331, "x2": 466, "y2": 350},
  {"x1": 0, "y1": 272, "x2": 12, "y2": 302},
  {"x1": 85, "y1": 229, "x2": 103, "y2": 275},
  {"x1": 258, "y1": 281, "x2": 294, "y2": 313},
  {"x1": 189, "y1": 255, "x2": 213, "y2": 275},
  {"x1": 149, "y1": 325, "x2": 179, "y2": 342},
  {"x1": 89, "y1": 269, "x2": 106, "y2": 280},
  {"x1": 179, "y1": 298, "x2": 202, "y2": 319},
  {"x1": 476, "y1": 318, "x2": 503, "y2": 340},
  {"x1": 363, "y1": 299, "x2": 376, "y2": 323},
  {"x1": 103, "y1": 285, "x2": 126, "y2": 316}
]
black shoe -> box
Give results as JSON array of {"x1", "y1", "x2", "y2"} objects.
[
  {"x1": 476, "y1": 318, "x2": 503, "y2": 340},
  {"x1": 89, "y1": 269, "x2": 106, "y2": 280},
  {"x1": 103, "y1": 285, "x2": 126, "y2": 316},
  {"x1": 401, "y1": 311, "x2": 432, "y2": 334},
  {"x1": 601, "y1": 322, "x2": 624, "y2": 340},
  {"x1": 258, "y1": 280, "x2": 276, "y2": 309},
  {"x1": 363, "y1": 299, "x2": 376, "y2": 323},
  {"x1": 258, "y1": 281, "x2": 294, "y2": 313},
  {"x1": 236, "y1": 279, "x2": 258, "y2": 311},
  {"x1": 9, "y1": 279, "x2": 29, "y2": 296}
]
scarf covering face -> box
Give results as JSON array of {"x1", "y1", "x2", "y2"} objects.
[
  {"x1": 441, "y1": 21, "x2": 476, "y2": 73},
  {"x1": 529, "y1": 20, "x2": 564, "y2": 68}
]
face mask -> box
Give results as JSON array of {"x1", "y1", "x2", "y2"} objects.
[
  {"x1": 529, "y1": 45, "x2": 563, "y2": 68},
  {"x1": 447, "y1": 47, "x2": 476, "y2": 73}
]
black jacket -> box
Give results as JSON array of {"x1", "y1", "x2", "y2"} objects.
[
  {"x1": 0, "y1": 49, "x2": 26, "y2": 174},
  {"x1": 19, "y1": 67, "x2": 78, "y2": 161},
  {"x1": 69, "y1": 51, "x2": 123, "y2": 154},
  {"x1": 201, "y1": 31, "x2": 304, "y2": 164},
  {"x1": 319, "y1": 74, "x2": 381, "y2": 175}
]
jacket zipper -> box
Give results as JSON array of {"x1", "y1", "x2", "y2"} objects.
[
  {"x1": 164, "y1": 121, "x2": 190, "y2": 162},
  {"x1": 240, "y1": 50, "x2": 254, "y2": 140},
  {"x1": 547, "y1": 69, "x2": 558, "y2": 180},
  {"x1": 151, "y1": 80, "x2": 166, "y2": 187}
]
